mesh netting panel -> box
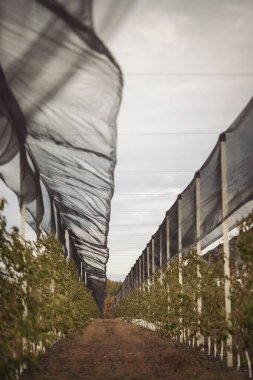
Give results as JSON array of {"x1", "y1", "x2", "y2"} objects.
[
  {"x1": 133, "y1": 262, "x2": 137, "y2": 287},
  {"x1": 130, "y1": 266, "x2": 134, "y2": 288},
  {"x1": 181, "y1": 179, "x2": 196, "y2": 252},
  {"x1": 118, "y1": 97, "x2": 253, "y2": 297},
  {"x1": 168, "y1": 200, "x2": 178, "y2": 258},
  {"x1": 143, "y1": 248, "x2": 148, "y2": 280},
  {"x1": 199, "y1": 143, "x2": 222, "y2": 242},
  {"x1": 148, "y1": 241, "x2": 152, "y2": 277},
  {"x1": 226, "y1": 98, "x2": 253, "y2": 216},
  {"x1": 153, "y1": 232, "x2": 160, "y2": 271},
  {"x1": 138, "y1": 257, "x2": 142, "y2": 284},
  {"x1": 136, "y1": 259, "x2": 140, "y2": 285},
  {"x1": 161, "y1": 218, "x2": 167, "y2": 265},
  {"x1": 0, "y1": 0, "x2": 122, "y2": 309}
]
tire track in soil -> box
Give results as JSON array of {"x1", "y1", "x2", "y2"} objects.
[{"x1": 21, "y1": 319, "x2": 247, "y2": 380}]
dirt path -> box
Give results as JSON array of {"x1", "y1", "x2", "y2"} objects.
[{"x1": 22, "y1": 319, "x2": 247, "y2": 380}]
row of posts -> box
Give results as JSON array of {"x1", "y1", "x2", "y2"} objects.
[{"x1": 120, "y1": 135, "x2": 233, "y2": 367}]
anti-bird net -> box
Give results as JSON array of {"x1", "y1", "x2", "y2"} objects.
[
  {"x1": 119, "y1": 97, "x2": 253, "y2": 299},
  {"x1": 0, "y1": 0, "x2": 122, "y2": 310}
]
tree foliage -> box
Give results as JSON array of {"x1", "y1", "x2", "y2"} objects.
[
  {"x1": 114, "y1": 212, "x2": 253, "y2": 360},
  {"x1": 0, "y1": 199, "x2": 98, "y2": 379}
]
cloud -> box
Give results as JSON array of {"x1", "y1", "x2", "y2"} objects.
[
  {"x1": 93, "y1": 0, "x2": 253, "y2": 277},
  {"x1": 98, "y1": 0, "x2": 253, "y2": 74}
]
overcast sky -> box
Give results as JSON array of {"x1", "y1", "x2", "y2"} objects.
[
  {"x1": 94, "y1": 0, "x2": 253, "y2": 280},
  {"x1": 1, "y1": 0, "x2": 253, "y2": 282}
]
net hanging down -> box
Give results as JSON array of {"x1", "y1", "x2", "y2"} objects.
[
  {"x1": 0, "y1": 0, "x2": 123, "y2": 309},
  {"x1": 118, "y1": 96, "x2": 253, "y2": 299}
]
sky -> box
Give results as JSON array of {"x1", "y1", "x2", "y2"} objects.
[
  {"x1": 1, "y1": 0, "x2": 253, "y2": 282},
  {"x1": 94, "y1": 0, "x2": 253, "y2": 280}
]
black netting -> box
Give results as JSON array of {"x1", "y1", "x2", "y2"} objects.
[
  {"x1": 0, "y1": 0, "x2": 122, "y2": 309},
  {"x1": 161, "y1": 218, "x2": 167, "y2": 266},
  {"x1": 138, "y1": 256, "x2": 142, "y2": 284},
  {"x1": 181, "y1": 179, "x2": 196, "y2": 252},
  {"x1": 119, "y1": 98, "x2": 253, "y2": 293},
  {"x1": 133, "y1": 262, "x2": 137, "y2": 287},
  {"x1": 136, "y1": 260, "x2": 139, "y2": 285},
  {"x1": 226, "y1": 98, "x2": 253, "y2": 216},
  {"x1": 130, "y1": 266, "x2": 134, "y2": 288},
  {"x1": 148, "y1": 241, "x2": 152, "y2": 277},
  {"x1": 168, "y1": 200, "x2": 178, "y2": 258},
  {"x1": 143, "y1": 248, "x2": 148, "y2": 280},
  {"x1": 153, "y1": 231, "x2": 160, "y2": 271},
  {"x1": 199, "y1": 143, "x2": 222, "y2": 242}
]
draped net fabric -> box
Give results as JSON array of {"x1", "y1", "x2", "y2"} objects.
[
  {"x1": 0, "y1": 0, "x2": 122, "y2": 309},
  {"x1": 119, "y1": 97, "x2": 253, "y2": 299}
]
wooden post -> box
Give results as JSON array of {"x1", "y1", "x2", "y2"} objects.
[
  {"x1": 133, "y1": 265, "x2": 136, "y2": 288},
  {"x1": 139, "y1": 257, "x2": 142, "y2": 285},
  {"x1": 147, "y1": 245, "x2": 150, "y2": 278},
  {"x1": 142, "y1": 252, "x2": 145, "y2": 281},
  {"x1": 178, "y1": 195, "x2": 183, "y2": 342},
  {"x1": 166, "y1": 213, "x2": 170, "y2": 261},
  {"x1": 220, "y1": 134, "x2": 233, "y2": 368},
  {"x1": 20, "y1": 154, "x2": 27, "y2": 371},
  {"x1": 166, "y1": 213, "x2": 171, "y2": 323},
  {"x1": 20, "y1": 204, "x2": 26, "y2": 240},
  {"x1": 80, "y1": 262, "x2": 83, "y2": 281},
  {"x1": 125, "y1": 275, "x2": 128, "y2": 295},
  {"x1": 195, "y1": 171, "x2": 203, "y2": 347},
  {"x1": 36, "y1": 198, "x2": 40, "y2": 241},
  {"x1": 122, "y1": 280, "x2": 125, "y2": 298},
  {"x1": 151, "y1": 238, "x2": 155, "y2": 274},
  {"x1": 53, "y1": 202, "x2": 60, "y2": 240},
  {"x1": 20, "y1": 154, "x2": 25, "y2": 240},
  {"x1": 178, "y1": 196, "x2": 182, "y2": 285},
  {"x1": 159, "y1": 228, "x2": 163, "y2": 268},
  {"x1": 65, "y1": 230, "x2": 72, "y2": 260}
]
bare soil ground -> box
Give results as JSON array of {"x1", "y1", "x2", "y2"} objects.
[{"x1": 22, "y1": 319, "x2": 247, "y2": 380}]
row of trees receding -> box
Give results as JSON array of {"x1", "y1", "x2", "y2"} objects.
[
  {"x1": 114, "y1": 213, "x2": 253, "y2": 376},
  {"x1": 0, "y1": 199, "x2": 99, "y2": 379}
]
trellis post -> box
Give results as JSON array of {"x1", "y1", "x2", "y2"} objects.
[
  {"x1": 139, "y1": 257, "x2": 142, "y2": 285},
  {"x1": 195, "y1": 171, "x2": 203, "y2": 347},
  {"x1": 220, "y1": 134, "x2": 233, "y2": 368},
  {"x1": 20, "y1": 154, "x2": 28, "y2": 370},
  {"x1": 36, "y1": 197, "x2": 40, "y2": 241},
  {"x1": 80, "y1": 262, "x2": 83, "y2": 281},
  {"x1": 147, "y1": 245, "x2": 150, "y2": 279},
  {"x1": 65, "y1": 229, "x2": 72, "y2": 260},
  {"x1": 20, "y1": 159, "x2": 26, "y2": 240},
  {"x1": 151, "y1": 237, "x2": 155, "y2": 275},
  {"x1": 53, "y1": 203, "x2": 60, "y2": 241},
  {"x1": 142, "y1": 252, "x2": 145, "y2": 282},
  {"x1": 166, "y1": 213, "x2": 170, "y2": 262},
  {"x1": 159, "y1": 228, "x2": 163, "y2": 268},
  {"x1": 178, "y1": 195, "x2": 183, "y2": 342},
  {"x1": 178, "y1": 195, "x2": 183, "y2": 285}
]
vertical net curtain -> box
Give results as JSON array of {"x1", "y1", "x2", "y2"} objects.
[
  {"x1": 120, "y1": 96, "x2": 253, "y2": 297},
  {"x1": 0, "y1": 0, "x2": 123, "y2": 310}
]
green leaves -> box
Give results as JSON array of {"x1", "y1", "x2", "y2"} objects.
[
  {"x1": 114, "y1": 212, "x2": 253, "y2": 358},
  {"x1": 0, "y1": 202, "x2": 98, "y2": 379}
]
